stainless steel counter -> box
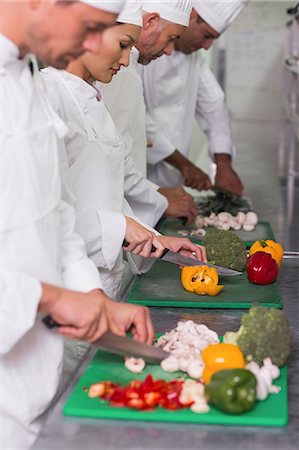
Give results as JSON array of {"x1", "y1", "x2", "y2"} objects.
[
  {"x1": 33, "y1": 152, "x2": 299, "y2": 449},
  {"x1": 33, "y1": 254, "x2": 299, "y2": 450}
]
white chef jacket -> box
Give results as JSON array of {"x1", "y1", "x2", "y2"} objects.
[
  {"x1": 100, "y1": 47, "x2": 168, "y2": 228},
  {"x1": 0, "y1": 35, "x2": 102, "y2": 449},
  {"x1": 42, "y1": 68, "x2": 158, "y2": 294},
  {"x1": 140, "y1": 50, "x2": 235, "y2": 188}
]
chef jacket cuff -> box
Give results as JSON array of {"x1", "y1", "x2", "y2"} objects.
[
  {"x1": 147, "y1": 139, "x2": 177, "y2": 165},
  {"x1": 63, "y1": 259, "x2": 103, "y2": 293},
  {"x1": 97, "y1": 211, "x2": 126, "y2": 270},
  {"x1": 210, "y1": 141, "x2": 235, "y2": 161}
]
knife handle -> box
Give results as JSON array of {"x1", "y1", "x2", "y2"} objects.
[
  {"x1": 179, "y1": 216, "x2": 188, "y2": 226},
  {"x1": 42, "y1": 315, "x2": 61, "y2": 329},
  {"x1": 123, "y1": 240, "x2": 169, "y2": 259}
]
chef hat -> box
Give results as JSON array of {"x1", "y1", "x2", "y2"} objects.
[
  {"x1": 194, "y1": 0, "x2": 248, "y2": 34},
  {"x1": 80, "y1": 1, "x2": 125, "y2": 13},
  {"x1": 118, "y1": 0, "x2": 143, "y2": 27},
  {"x1": 142, "y1": 0, "x2": 193, "y2": 27}
]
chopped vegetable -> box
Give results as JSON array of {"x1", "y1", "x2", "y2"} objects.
[
  {"x1": 249, "y1": 240, "x2": 284, "y2": 267},
  {"x1": 181, "y1": 266, "x2": 224, "y2": 296},
  {"x1": 202, "y1": 228, "x2": 247, "y2": 271},
  {"x1": 197, "y1": 187, "x2": 251, "y2": 216},
  {"x1": 88, "y1": 375, "x2": 184, "y2": 411},
  {"x1": 246, "y1": 358, "x2": 281, "y2": 401},
  {"x1": 156, "y1": 321, "x2": 219, "y2": 378},
  {"x1": 223, "y1": 306, "x2": 292, "y2": 367},
  {"x1": 247, "y1": 252, "x2": 278, "y2": 285},
  {"x1": 201, "y1": 343, "x2": 245, "y2": 384},
  {"x1": 205, "y1": 369, "x2": 257, "y2": 414}
]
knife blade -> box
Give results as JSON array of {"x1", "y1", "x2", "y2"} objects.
[
  {"x1": 157, "y1": 250, "x2": 242, "y2": 276},
  {"x1": 92, "y1": 331, "x2": 170, "y2": 364},
  {"x1": 42, "y1": 316, "x2": 169, "y2": 364},
  {"x1": 123, "y1": 240, "x2": 241, "y2": 276}
]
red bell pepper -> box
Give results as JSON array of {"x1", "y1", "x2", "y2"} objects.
[{"x1": 247, "y1": 251, "x2": 279, "y2": 285}]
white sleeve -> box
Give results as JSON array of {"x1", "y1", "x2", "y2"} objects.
[
  {"x1": 145, "y1": 111, "x2": 177, "y2": 165},
  {"x1": 0, "y1": 269, "x2": 42, "y2": 355},
  {"x1": 57, "y1": 139, "x2": 126, "y2": 273},
  {"x1": 59, "y1": 200, "x2": 103, "y2": 293},
  {"x1": 195, "y1": 56, "x2": 235, "y2": 159},
  {"x1": 124, "y1": 144, "x2": 168, "y2": 228}
]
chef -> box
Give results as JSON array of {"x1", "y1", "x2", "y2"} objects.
[
  {"x1": 42, "y1": 0, "x2": 206, "y2": 385},
  {"x1": 101, "y1": 0, "x2": 198, "y2": 227},
  {"x1": 0, "y1": 1, "x2": 156, "y2": 448},
  {"x1": 141, "y1": 0, "x2": 248, "y2": 196}
]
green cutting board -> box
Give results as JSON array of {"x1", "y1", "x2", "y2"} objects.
[
  {"x1": 63, "y1": 351, "x2": 288, "y2": 427},
  {"x1": 159, "y1": 220, "x2": 276, "y2": 249},
  {"x1": 127, "y1": 261, "x2": 282, "y2": 309}
]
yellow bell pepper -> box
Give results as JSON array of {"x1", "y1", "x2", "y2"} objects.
[
  {"x1": 249, "y1": 240, "x2": 284, "y2": 267},
  {"x1": 201, "y1": 343, "x2": 245, "y2": 384},
  {"x1": 181, "y1": 266, "x2": 224, "y2": 296}
]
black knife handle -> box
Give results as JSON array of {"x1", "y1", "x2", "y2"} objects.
[
  {"x1": 179, "y1": 216, "x2": 188, "y2": 226},
  {"x1": 42, "y1": 315, "x2": 61, "y2": 329},
  {"x1": 123, "y1": 239, "x2": 169, "y2": 259}
]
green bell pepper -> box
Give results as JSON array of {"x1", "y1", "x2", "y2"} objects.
[{"x1": 205, "y1": 369, "x2": 257, "y2": 414}]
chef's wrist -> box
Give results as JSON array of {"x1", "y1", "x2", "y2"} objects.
[
  {"x1": 38, "y1": 282, "x2": 62, "y2": 313},
  {"x1": 214, "y1": 153, "x2": 232, "y2": 167},
  {"x1": 165, "y1": 149, "x2": 190, "y2": 171}
]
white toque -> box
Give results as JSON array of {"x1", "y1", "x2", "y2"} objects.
[
  {"x1": 194, "y1": 0, "x2": 249, "y2": 34},
  {"x1": 118, "y1": 0, "x2": 143, "y2": 27},
  {"x1": 80, "y1": 0, "x2": 125, "y2": 13},
  {"x1": 142, "y1": 0, "x2": 193, "y2": 27}
]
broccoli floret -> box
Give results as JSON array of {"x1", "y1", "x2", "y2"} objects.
[
  {"x1": 202, "y1": 228, "x2": 247, "y2": 271},
  {"x1": 223, "y1": 306, "x2": 292, "y2": 367}
]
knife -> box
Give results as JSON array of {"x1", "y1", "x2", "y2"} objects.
[
  {"x1": 42, "y1": 316, "x2": 169, "y2": 364},
  {"x1": 123, "y1": 240, "x2": 241, "y2": 276}
]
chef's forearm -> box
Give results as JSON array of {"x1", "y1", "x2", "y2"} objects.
[
  {"x1": 165, "y1": 150, "x2": 192, "y2": 172},
  {"x1": 214, "y1": 153, "x2": 232, "y2": 166}
]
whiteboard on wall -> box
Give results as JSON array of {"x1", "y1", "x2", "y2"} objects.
[{"x1": 225, "y1": 0, "x2": 292, "y2": 122}]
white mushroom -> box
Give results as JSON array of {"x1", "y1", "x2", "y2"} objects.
[
  {"x1": 245, "y1": 211, "x2": 259, "y2": 226},
  {"x1": 246, "y1": 358, "x2": 281, "y2": 401},
  {"x1": 236, "y1": 212, "x2": 246, "y2": 224},
  {"x1": 190, "y1": 401, "x2": 210, "y2": 414},
  {"x1": 219, "y1": 222, "x2": 230, "y2": 231},
  {"x1": 187, "y1": 360, "x2": 204, "y2": 379},
  {"x1": 243, "y1": 222, "x2": 255, "y2": 232},
  {"x1": 124, "y1": 357, "x2": 145, "y2": 373},
  {"x1": 195, "y1": 215, "x2": 205, "y2": 228},
  {"x1": 231, "y1": 220, "x2": 242, "y2": 231},
  {"x1": 160, "y1": 355, "x2": 180, "y2": 372},
  {"x1": 218, "y1": 212, "x2": 232, "y2": 223}
]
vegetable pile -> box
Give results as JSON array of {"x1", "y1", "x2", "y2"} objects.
[
  {"x1": 87, "y1": 312, "x2": 291, "y2": 417},
  {"x1": 88, "y1": 375, "x2": 209, "y2": 413},
  {"x1": 224, "y1": 306, "x2": 292, "y2": 367},
  {"x1": 203, "y1": 228, "x2": 247, "y2": 271},
  {"x1": 197, "y1": 188, "x2": 251, "y2": 216}
]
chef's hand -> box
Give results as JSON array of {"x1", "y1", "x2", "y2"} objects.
[
  {"x1": 214, "y1": 154, "x2": 244, "y2": 196},
  {"x1": 159, "y1": 187, "x2": 198, "y2": 225},
  {"x1": 105, "y1": 299, "x2": 155, "y2": 345},
  {"x1": 124, "y1": 217, "x2": 165, "y2": 258},
  {"x1": 181, "y1": 162, "x2": 212, "y2": 191},
  {"x1": 39, "y1": 284, "x2": 121, "y2": 342},
  {"x1": 156, "y1": 236, "x2": 207, "y2": 262}
]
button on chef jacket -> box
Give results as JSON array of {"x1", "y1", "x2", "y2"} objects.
[
  {"x1": 0, "y1": 35, "x2": 102, "y2": 449},
  {"x1": 42, "y1": 68, "x2": 158, "y2": 294},
  {"x1": 100, "y1": 47, "x2": 168, "y2": 228},
  {"x1": 140, "y1": 50, "x2": 235, "y2": 188}
]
